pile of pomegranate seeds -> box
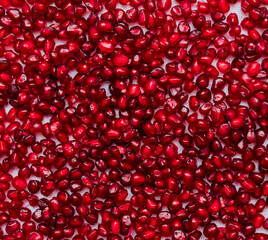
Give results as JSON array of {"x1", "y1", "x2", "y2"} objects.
[{"x1": 0, "y1": 0, "x2": 268, "y2": 239}]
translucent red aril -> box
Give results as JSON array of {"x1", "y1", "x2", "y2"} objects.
[
  {"x1": 132, "y1": 172, "x2": 146, "y2": 185},
  {"x1": 204, "y1": 223, "x2": 219, "y2": 238},
  {"x1": 63, "y1": 142, "x2": 76, "y2": 158},
  {"x1": 231, "y1": 117, "x2": 246, "y2": 129},
  {"x1": 6, "y1": 220, "x2": 20, "y2": 234},
  {"x1": 227, "y1": 13, "x2": 239, "y2": 26},
  {"x1": 98, "y1": 40, "x2": 114, "y2": 53},
  {"x1": 247, "y1": 62, "x2": 261, "y2": 77},
  {"x1": 28, "y1": 232, "x2": 43, "y2": 240},
  {"x1": 111, "y1": 219, "x2": 121, "y2": 234},
  {"x1": 11, "y1": 176, "x2": 27, "y2": 190},
  {"x1": 113, "y1": 54, "x2": 129, "y2": 66},
  {"x1": 0, "y1": 140, "x2": 7, "y2": 154},
  {"x1": 217, "y1": 60, "x2": 231, "y2": 73}
]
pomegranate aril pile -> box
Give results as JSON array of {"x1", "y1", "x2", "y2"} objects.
[{"x1": 0, "y1": 0, "x2": 268, "y2": 239}]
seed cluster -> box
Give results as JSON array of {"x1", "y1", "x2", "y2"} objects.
[{"x1": 0, "y1": 0, "x2": 268, "y2": 239}]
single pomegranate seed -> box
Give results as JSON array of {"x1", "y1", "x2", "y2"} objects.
[
  {"x1": 217, "y1": 60, "x2": 231, "y2": 73},
  {"x1": 247, "y1": 62, "x2": 261, "y2": 77}
]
